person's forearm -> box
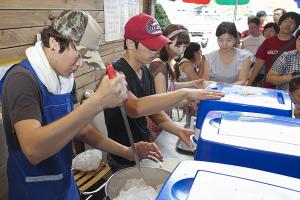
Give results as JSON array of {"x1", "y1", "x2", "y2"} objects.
[
  {"x1": 17, "y1": 94, "x2": 108, "y2": 164},
  {"x1": 174, "y1": 81, "x2": 194, "y2": 90},
  {"x1": 266, "y1": 74, "x2": 291, "y2": 85},
  {"x1": 78, "y1": 124, "x2": 131, "y2": 160},
  {"x1": 16, "y1": 74, "x2": 129, "y2": 165},
  {"x1": 233, "y1": 79, "x2": 247, "y2": 85},
  {"x1": 151, "y1": 111, "x2": 182, "y2": 136},
  {"x1": 159, "y1": 120, "x2": 182, "y2": 137},
  {"x1": 248, "y1": 62, "x2": 263, "y2": 85},
  {"x1": 126, "y1": 90, "x2": 188, "y2": 118},
  {"x1": 248, "y1": 68, "x2": 260, "y2": 84},
  {"x1": 185, "y1": 68, "x2": 201, "y2": 81}
]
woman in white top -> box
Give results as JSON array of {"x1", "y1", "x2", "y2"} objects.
[
  {"x1": 176, "y1": 42, "x2": 203, "y2": 82},
  {"x1": 203, "y1": 22, "x2": 251, "y2": 85}
]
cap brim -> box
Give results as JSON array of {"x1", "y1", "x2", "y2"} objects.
[
  {"x1": 75, "y1": 44, "x2": 105, "y2": 69},
  {"x1": 140, "y1": 35, "x2": 171, "y2": 50}
]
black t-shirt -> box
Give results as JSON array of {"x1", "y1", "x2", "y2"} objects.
[
  {"x1": 1, "y1": 64, "x2": 77, "y2": 150},
  {"x1": 104, "y1": 58, "x2": 155, "y2": 165}
]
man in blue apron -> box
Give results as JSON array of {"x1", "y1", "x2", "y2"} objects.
[{"x1": 0, "y1": 10, "x2": 163, "y2": 200}]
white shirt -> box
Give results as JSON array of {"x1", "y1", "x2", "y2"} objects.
[{"x1": 243, "y1": 34, "x2": 265, "y2": 63}]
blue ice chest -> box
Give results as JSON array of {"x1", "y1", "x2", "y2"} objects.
[
  {"x1": 156, "y1": 160, "x2": 300, "y2": 200},
  {"x1": 196, "y1": 84, "x2": 292, "y2": 130},
  {"x1": 194, "y1": 111, "x2": 300, "y2": 179}
]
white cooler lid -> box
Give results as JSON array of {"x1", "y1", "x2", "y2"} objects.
[
  {"x1": 157, "y1": 161, "x2": 300, "y2": 200},
  {"x1": 187, "y1": 162, "x2": 300, "y2": 200},
  {"x1": 202, "y1": 112, "x2": 300, "y2": 156},
  {"x1": 210, "y1": 84, "x2": 291, "y2": 109}
]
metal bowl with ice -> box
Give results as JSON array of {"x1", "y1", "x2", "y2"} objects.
[{"x1": 105, "y1": 166, "x2": 171, "y2": 199}]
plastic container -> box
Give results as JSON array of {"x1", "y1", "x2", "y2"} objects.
[
  {"x1": 194, "y1": 111, "x2": 300, "y2": 179},
  {"x1": 196, "y1": 84, "x2": 292, "y2": 131},
  {"x1": 156, "y1": 160, "x2": 300, "y2": 200}
]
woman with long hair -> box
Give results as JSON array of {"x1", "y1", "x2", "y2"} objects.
[{"x1": 147, "y1": 24, "x2": 203, "y2": 141}]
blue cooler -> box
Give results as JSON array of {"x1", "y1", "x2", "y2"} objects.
[
  {"x1": 194, "y1": 111, "x2": 300, "y2": 179},
  {"x1": 195, "y1": 84, "x2": 292, "y2": 131},
  {"x1": 156, "y1": 160, "x2": 300, "y2": 200}
]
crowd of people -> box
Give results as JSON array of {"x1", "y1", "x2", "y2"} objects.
[
  {"x1": 173, "y1": 8, "x2": 300, "y2": 126},
  {"x1": 197, "y1": 9, "x2": 300, "y2": 119},
  {"x1": 1, "y1": 6, "x2": 300, "y2": 200}
]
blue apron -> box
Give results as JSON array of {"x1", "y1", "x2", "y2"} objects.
[{"x1": 1, "y1": 61, "x2": 79, "y2": 200}]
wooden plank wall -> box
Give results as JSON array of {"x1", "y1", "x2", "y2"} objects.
[{"x1": 0, "y1": 0, "x2": 135, "y2": 101}]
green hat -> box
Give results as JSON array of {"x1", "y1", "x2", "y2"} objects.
[{"x1": 51, "y1": 10, "x2": 104, "y2": 69}]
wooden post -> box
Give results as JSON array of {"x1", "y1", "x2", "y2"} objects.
[{"x1": 143, "y1": 0, "x2": 156, "y2": 15}]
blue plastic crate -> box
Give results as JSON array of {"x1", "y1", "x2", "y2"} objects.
[
  {"x1": 196, "y1": 84, "x2": 292, "y2": 130},
  {"x1": 194, "y1": 111, "x2": 300, "y2": 179},
  {"x1": 156, "y1": 160, "x2": 300, "y2": 200}
]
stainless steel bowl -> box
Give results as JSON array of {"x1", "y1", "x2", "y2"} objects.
[{"x1": 105, "y1": 166, "x2": 171, "y2": 199}]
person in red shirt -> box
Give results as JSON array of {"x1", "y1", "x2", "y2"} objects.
[
  {"x1": 248, "y1": 12, "x2": 300, "y2": 88},
  {"x1": 256, "y1": 11, "x2": 267, "y2": 33}
]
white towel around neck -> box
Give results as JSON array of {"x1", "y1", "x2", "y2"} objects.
[{"x1": 25, "y1": 41, "x2": 74, "y2": 95}]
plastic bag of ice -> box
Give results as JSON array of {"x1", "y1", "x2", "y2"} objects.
[{"x1": 72, "y1": 149, "x2": 102, "y2": 171}]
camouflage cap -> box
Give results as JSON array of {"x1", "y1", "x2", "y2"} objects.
[{"x1": 51, "y1": 10, "x2": 104, "y2": 69}]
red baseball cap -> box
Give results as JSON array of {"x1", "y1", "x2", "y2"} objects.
[{"x1": 124, "y1": 13, "x2": 171, "y2": 50}]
